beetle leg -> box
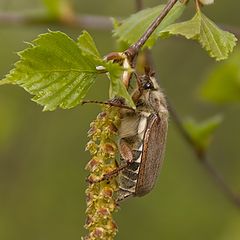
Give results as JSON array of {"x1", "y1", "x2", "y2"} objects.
[
  {"x1": 102, "y1": 163, "x2": 129, "y2": 180},
  {"x1": 98, "y1": 139, "x2": 134, "y2": 180},
  {"x1": 87, "y1": 140, "x2": 134, "y2": 184},
  {"x1": 81, "y1": 100, "x2": 135, "y2": 111},
  {"x1": 86, "y1": 162, "x2": 129, "y2": 184},
  {"x1": 119, "y1": 138, "x2": 134, "y2": 163}
]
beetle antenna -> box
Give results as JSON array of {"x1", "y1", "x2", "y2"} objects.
[{"x1": 81, "y1": 100, "x2": 135, "y2": 111}]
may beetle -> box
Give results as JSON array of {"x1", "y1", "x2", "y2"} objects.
[{"x1": 116, "y1": 72, "x2": 168, "y2": 201}]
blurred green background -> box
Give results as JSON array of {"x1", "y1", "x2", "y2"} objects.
[{"x1": 0, "y1": 0, "x2": 240, "y2": 239}]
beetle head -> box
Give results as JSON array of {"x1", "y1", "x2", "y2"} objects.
[
  {"x1": 138, "y1": 71, "x2": 159, "y2": 92},
  {"x1": 134, "y1": 70, "x2": 168, "y2": 116}
]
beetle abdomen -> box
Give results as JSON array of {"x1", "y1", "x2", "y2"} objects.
[{"x1": 117, "y1": 148, "x2": 142, "y2": 201}]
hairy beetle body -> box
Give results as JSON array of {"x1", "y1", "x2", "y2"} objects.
[{"x1": 116, "y1": 74, "x2": 168, "y2": 201}]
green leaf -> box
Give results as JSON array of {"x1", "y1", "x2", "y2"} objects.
[
  {"x1": 77, "y1": 31, "x2": 101, "y2": 59},
  {"x1": 106, "y1": 62, "x2": 135, "y2": 109},
  {"x1": 113, "y1": 1, "x2": 186, "y2": 48},
  {"x1": 159, "y1": 11, "x2": 201, "y2": 39},
  {"x1": 0, "y1": 30, "x2": 135, "y2": 111},
  {"x1": 199, "y1": 13, "x2": 237, "y2": 61},
  {"x1": 111, "y1": 18, "x2": 131, "y2": 52},
  {"x1": 0, "y1": 31, "x2": 104, "y2": 111},
  {"x1": 183, "y1": 115, "x2": 223, "y2": 152},
  {"x1": 42, "y1": 0, "x2": 68, "y2": 18},
  {"x1": 199, "y1": 49, "x2": 240, "y2": 103},
  {"x1": 160, "y1": 11, "x2": 237, "y2": 61}
]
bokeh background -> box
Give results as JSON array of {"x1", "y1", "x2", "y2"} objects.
[{"x1": 0, "y1": 0, "x2": 240, "y2": 239}]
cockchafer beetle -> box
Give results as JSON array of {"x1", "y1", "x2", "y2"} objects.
[
  {"x1": 83, "y1": 68, "x2": 168, "y2": 202},
  {"x1": 115, "y1": 70, "x2": 169, "y2": 201}
]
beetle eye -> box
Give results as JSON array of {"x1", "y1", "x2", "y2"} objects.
[{"x1": 143, "y1": 82, "x2": 153, "y2": 90}]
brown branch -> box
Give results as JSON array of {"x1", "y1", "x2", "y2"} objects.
[
  {"x1": 0, "y1": 12, "x2": 113, "y2": 30},
  {"x1": 125, "y1": 0, "x2": 179, "y2": 59},
  {"x1": 168, "y1": 102, "x2": 240, "y2": 207},
  {"x1": 0, "y1": 11, "x2": 240, "y2": 40},
  {"x1": 202, "y1": 155, "x2": 240, "y2": 206}
]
